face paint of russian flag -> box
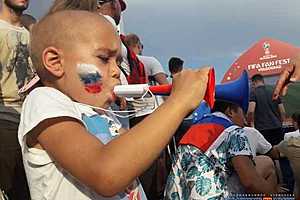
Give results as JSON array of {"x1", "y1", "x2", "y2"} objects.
[{"x1": 77, "y1": 63, "x2": 103, "y2": 94}]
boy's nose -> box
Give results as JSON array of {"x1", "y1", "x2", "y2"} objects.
[{"x1": 111, "y1": 62, "x2": 120, "y2": 79}]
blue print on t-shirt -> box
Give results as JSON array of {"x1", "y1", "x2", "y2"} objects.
[
  {"x1": 82, "y1": 114, "x2": 148, "y2": 200},
  {"x1": 82, "y1": 114, "x2": 112, "y2": 144}
]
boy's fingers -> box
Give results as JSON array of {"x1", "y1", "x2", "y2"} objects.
[
  {"x1": 197, "y1": 66, "x2": 211, "y2": 73},
  {"x1": 196, "y1": 66, "x2": 210, "y2": 82}
]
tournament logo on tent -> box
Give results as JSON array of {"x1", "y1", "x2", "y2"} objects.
[{"x1": 222, "y1": 38, "x2": 300, "y2": 83}]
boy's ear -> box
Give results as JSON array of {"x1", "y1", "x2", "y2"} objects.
[
  {"x1": 225, "y1": 106, "x2": 233, "y2": 118},
  {"x1": 42, "y1": 47, "x2": 64, "y2": 78}
]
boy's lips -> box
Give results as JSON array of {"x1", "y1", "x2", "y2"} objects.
[
  {"x1": 111, "y1": 83, "x2": 121, "y2": 101},
  {"x1": 18, "y1": 0, "x2": 28, "y2": 4}
]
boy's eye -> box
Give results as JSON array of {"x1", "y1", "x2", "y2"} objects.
[{"x1": 98, "y1": 56, "x2": 109, "y2": 63}]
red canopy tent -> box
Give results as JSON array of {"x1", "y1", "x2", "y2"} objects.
[{"x1": 222, "y1": 38, "x2": 300, "y2": 83}]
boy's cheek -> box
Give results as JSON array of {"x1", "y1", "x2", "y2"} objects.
[
  {"x1": 76, "y1": 63, "x2": 104, "y2": 94},
  {"x1": 83, "y1": 83, "x2": 103, "y2": 94}
]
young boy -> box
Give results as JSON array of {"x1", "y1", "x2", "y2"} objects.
[
  {"x1": 165, "y1": 99, "x2": 280, "y2": 199},
  {"x1": 18, "y1": 11, "x2": 209, "y2": 200}
]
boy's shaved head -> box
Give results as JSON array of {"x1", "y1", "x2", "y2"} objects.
[
  {"x1": 30, "y1": 10, "x2": 121, "y2": 109},
  {"x1": 30, "y1": 10, "x2": 117, "y2": 79}
]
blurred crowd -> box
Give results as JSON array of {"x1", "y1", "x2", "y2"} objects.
[{"x1": 0, "y1": 0, "x2": 300, "y2": 200}]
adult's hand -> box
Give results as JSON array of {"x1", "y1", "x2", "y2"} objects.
[
  {"x1": 115, "y1": 96, "x2": 127, "y2": 110},
  {"x1": 273, "y1": 54, "x2": 300, "y2": 100}
]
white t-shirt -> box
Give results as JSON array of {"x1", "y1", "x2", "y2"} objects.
[
  {"x1": 284, "y1": 130, "x2": 300, "y2": 140},
  {"x1": 137, "y1": 56, "x2": 166, "y2": 78},
  {"x1": 18, "y1": 87, "x2": 146, "y2": 200},
  {"x1": 243, "y1": 127, "x2": 272, "y2": 156}
]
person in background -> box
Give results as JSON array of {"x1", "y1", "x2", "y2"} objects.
[
  {"x1": 243, "y1": 126, "x2": 280, "y2": 188},
  {"x1": 167, "y1": 56, "x2": 192, "y2": 150},
  {"x1": 275, "y1": 136, "x2": 300, "y2": 198},
  {"x1": 0, "y1": 0, "x2": 33, "y2": 199},
  {"x1": 275, "y1": 111, "x2": 300, "y2": 194},
  {"x1": 21, "y1": 13, "x2": 37, "y2": 31},
  {"x1": 247, "y1": 74, "x2": 292, "y2": 190},
  {"x1": 168, "y1": 57, "x2": 184, "y2": 78},
  {"x1": 123, "y1": 33, "x2": 143, "y2": 55},
  {"x1": 284, "y1": 112, "x2": 300, "y2": 140},
  {"x1": 123, "y1": 33, "x2": 169, "y2": 200},
  {"x1": 247, "y1": 74, "x2": 286, "y2": 145},
  {"x1": 124, "y1": 33, "x2": 169, "y2": 86},
  {"x1": 96, "y1": 0, "x2": 126, "y2": 27},
  {"x1": 122, "y1": 33, "x2": 168, "y2": 126}
]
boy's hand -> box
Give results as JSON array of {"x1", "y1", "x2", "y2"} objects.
[
  {"x1": 273, "y1": 54, "x2": 300, "y2": 100},
  {"x1": 170, "y1": 67, "x2": 210, "y2": 113}
]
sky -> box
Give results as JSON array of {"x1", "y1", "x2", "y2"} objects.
[{"x1": 27, "y1": 0, "x2": 300, "y2": 83}]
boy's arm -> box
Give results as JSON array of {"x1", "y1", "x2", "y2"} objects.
[
  {"x1": 34, "y1": 68, "x2": 210, "y2": 197},
  {"x1": 232, "y1": 156, "x2": 277, "y2": 193},
  {"x1": 118, "y1": 127, "x2": 128, "y2": 135}
]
